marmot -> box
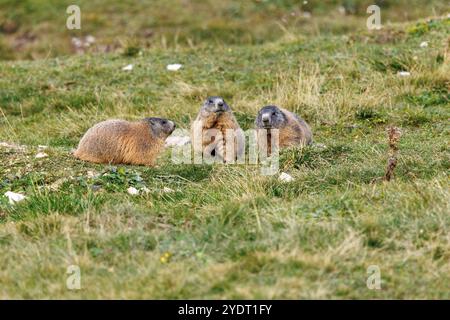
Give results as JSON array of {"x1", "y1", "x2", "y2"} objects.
[
  {"x1": 74, "y1": 117, "x2": 176, "y2": 166},
  {"x1": 255, "y1": 105, "x2": 312, "y2": 154},
  {"x1": 191, "y1": 96, "x2": 244, "y2": 163}
]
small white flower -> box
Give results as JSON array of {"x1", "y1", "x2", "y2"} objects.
[
  {"x1": 166, "y1": 64, "x2": 182, "y2": 71},
  {"x1": 35, "y1": 152, "x2": 48, "y2": 159},
  {"x1": 4, "y1": 191, "x2": 26, "y2": 204},
  {"x1": 279, "y1": 172, "x2": 294, "y2": 183},
  {"x1": 127, "y1": 187, "x2": 139, "y2": 195},
  {"x1": 38, "y1": 145, "x2": 48, "y2": 149},
  {"x1": 419, "y1": 41, "x2": 428, "y2": 48},
  {"x1": 163, "y1": 187, "x2": 174, "y2": 193},
  {"x1": 122, "y1": 64, "x2": 133, "y2": 71},
  {"x1": 397, "y1": 71, "x2": 411, "y2": 77}
]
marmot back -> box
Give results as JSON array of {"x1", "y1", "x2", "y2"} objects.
[
  {"x1": 74, "y1": 118, "x2": 175, "y2": 166},
  {"x1": 255, "y1": 105, "x2": 312, "y2": 152},
  {"x1": 191, "y1": 96, "x2": 244, "y2": 163}
]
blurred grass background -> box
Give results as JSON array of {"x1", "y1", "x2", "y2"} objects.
[{"x1": 1, "y1": 0, "x2": 448, "y2": 60}]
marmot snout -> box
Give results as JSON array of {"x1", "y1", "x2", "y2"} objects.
[
  {"x1": 255, "y1": 105, "x2": 312, "y2": 152},
  {"x1": 191, "y1": 96, "x2": 244, "y2": 162},
  {"x1": 74, "y1": 117, "x2": 176, "y2": 166}
]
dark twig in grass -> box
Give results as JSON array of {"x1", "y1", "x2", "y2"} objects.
[
  {"x1": 371, "y1": 126, "x2": 402, "y2": 184},
  {"x1": 383, "y1": 126, "x2": 402, "y2": 182}
]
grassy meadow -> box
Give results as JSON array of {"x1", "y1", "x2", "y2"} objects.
[{"x1": 0, "y1": 0, "x2": 449, "y2": 299}]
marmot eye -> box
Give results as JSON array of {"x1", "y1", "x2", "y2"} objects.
[{"x1": 208, "y1": 99, "x2": 214, "y2": 104}]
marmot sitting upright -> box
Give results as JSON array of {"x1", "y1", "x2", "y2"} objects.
[
  {"x1": 255, "y1": 105, "x2": 312, "y2": 154},
  {"x1": 191, "y1": 96, "x2": 244, "y2": 163},
  {"x1": 74, "y1": 117, "x2": 176, "y2": 166}
]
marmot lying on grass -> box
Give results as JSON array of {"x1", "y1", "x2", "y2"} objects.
[
  {"x1": 191, "y1": 96, "x2": 244, "y2": 163},
  {"x1": 255, "y1": 105, "x2": 312, "y2": 154},
  {"x1": 74, "y1": 118, "x2": 176, "y2": 166}
]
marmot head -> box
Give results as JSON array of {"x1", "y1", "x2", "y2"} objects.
[
  {"x1": 255, "y1": 106, "x2": 287, "y2": 129},
  {"x1": 201, "y1": 96, "x2": 231, "y2": 115},
  {"x1": 144, "y1": 117, "x2": 176, "y2": 138}
]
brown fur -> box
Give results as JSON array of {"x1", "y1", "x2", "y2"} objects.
[
  {"x1": 258, "y1": 108, "x2": 312, "y2": 154},
  {"x1": 74, "y1": 119, "x2": 166, "y2": 166},
  {"x1": 191, "y1": 110, "x2": 244, "y2": 162},
  {"x1": 278, "y1": 108, "x2": 312, "y2": 147}
]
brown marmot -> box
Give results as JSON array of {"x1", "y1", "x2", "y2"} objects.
[
  {"x1": 191, "y1": 96, "x2": 244, "y2": 163},
  {"x1": 74, "y1": 117, "x2": 176, "y2": 166},
  {"x1": 255, "y1": 105, "x2": 312, "y2": 154}
]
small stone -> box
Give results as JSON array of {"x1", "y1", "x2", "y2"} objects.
[
  {"x1": 397, "y1": 71, "x2": 411, "y2": 77},
  {"x1": 35, "y1": 152, "x2": 48, "y2": 159},
  {"x1": 166, "y1": 64, "x2": 182, "y2": 71},
  {"x1": 4, "y1": 191, "x2": 26, "y2": 204},
  {"x1": 127, "y1": 187, "x2": 139, "y2": 195},
  {"x1": 122, "y1": 64, "x2": 133, "y2": 71},
  {"x1": 87, "y1": 171, "x2": 98, "y2": 179},
  {"x1": 85, "y1": 35, "x2": 96, "y2": 44},
  {"x1": 279, "y1": 172, "x2": 294, "y2": 183}
]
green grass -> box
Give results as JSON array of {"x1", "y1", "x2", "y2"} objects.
[
  {"x1": 0, "y1": 1, "x2": 449, "y2": 299},
  {"x1": 1, "y1": 0, "x2": 448, "y2": 60}
]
